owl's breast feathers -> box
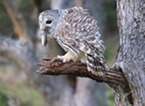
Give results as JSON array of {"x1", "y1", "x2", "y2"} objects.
[{"x1": 56, "y1": 7, "x2": 104, "y2": 53}]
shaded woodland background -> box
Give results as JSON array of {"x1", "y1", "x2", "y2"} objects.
[{"x1": 0, "y1": 0, "x2": 119, "y2": 106}]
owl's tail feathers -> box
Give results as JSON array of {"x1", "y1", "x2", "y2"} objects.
[{"x1": 86, "y1": 54, "x2": 108, "y2": 76}]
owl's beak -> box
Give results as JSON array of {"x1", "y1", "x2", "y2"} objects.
[
  {"x1": 40, "y1": 25, "x2": 48, "y2": 46},
  {"x1": 41, "y1": 31, "x2": 47, "y2": 46}
]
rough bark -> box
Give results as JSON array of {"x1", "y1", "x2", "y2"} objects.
[
  {"x1": 37, "y1": 59, "x2": 126, "y2": 86},
  {"x1": 115, "y1": 0, "x2": 145, "y2": 105}
]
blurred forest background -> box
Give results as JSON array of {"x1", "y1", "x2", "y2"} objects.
[{"x1": 0, "y1": 0, "x2": 119, "y2": 106}]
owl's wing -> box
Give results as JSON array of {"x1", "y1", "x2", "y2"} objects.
[{"x1": 57, "y1": 7, "x2": 108, "y2": 73}]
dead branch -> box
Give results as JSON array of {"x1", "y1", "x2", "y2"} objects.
[
  {"x1": 37, "y1": 58, "x2": 127, "y2": 87},
  {"x1": 37, "y1": 58, "x2": 133, "y2": 103}
]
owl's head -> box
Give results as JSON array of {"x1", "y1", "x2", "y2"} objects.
[{"x1": 39, "y1": 9, "x2": 62, "y2": 46}]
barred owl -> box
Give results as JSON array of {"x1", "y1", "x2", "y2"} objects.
[{"x1": 39, "y1": 7, "x2": 108, "y2": 75}]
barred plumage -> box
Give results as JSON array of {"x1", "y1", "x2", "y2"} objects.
[{"x1": 39, "y1": 7, "x2": 108, "y2": 75}]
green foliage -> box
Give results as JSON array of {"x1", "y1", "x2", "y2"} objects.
[
  {"x1": 0, "y1": 91, "x2": 7, "y2": 106},
  {"x1": 104, "y1": 1, "x2": 116, "y2": 21},
  {"x1": 0, "y1": 82, "x2": 45, "y2": 106},
  {"x1": 104, "y1": 1, "x2": 118, "y2": 31},
  {"x1": 0, "y1": 65, "x2": 45, "y2": 106}
]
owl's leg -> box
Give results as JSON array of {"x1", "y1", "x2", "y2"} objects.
[
  {"x1": 77, "y1": 52, "x2": 87, "y2": 64},
  {"x1": 57, "y1": 51, "x2": 77, "y2": 63}
]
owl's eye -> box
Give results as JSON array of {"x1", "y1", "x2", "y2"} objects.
[{"x1": 46, "y1": 20, "x2": 52, "y2": 24}]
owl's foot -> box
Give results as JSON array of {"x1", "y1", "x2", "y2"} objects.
[{"x1": 57, "y1": 52, "x2": 76, "y2": 63}]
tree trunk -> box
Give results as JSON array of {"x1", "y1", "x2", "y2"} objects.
[{"x1": 115, "y1": 0, "x2": 145, "y2": 105}]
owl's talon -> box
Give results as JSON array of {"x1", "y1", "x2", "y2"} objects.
[
  {"x1": 57, "y1": 55, "x2": 64, "y2": 61},
  {"x1": 57, "y1": 55, "x2": 72, "y2": 63}
]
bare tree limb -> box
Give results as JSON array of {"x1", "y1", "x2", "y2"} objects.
[
  {"x1": 37, "y1": 58, "x2": 126, "y2": 87},
  {"x1": 37, "y1": 58, "x2": 133, "y2": 104}
]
